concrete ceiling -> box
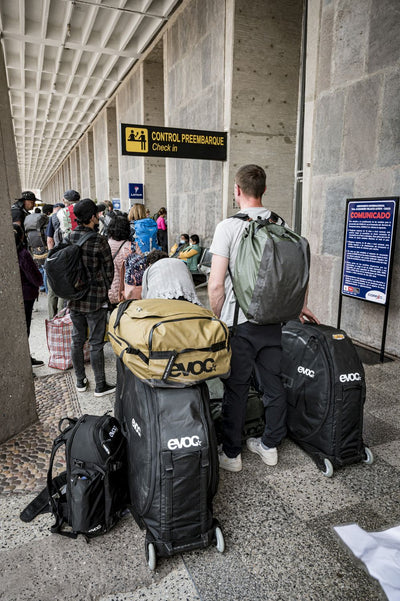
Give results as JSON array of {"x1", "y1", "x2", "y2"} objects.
[{"x1": 0, "y1": 0, "x2": 181, "y2": 191}]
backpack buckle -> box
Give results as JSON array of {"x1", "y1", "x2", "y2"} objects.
[{"x1": 74, "y1": 459, "x2": 84, "y2": 468}]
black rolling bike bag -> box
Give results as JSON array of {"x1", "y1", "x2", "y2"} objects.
[
  {"x1": 281, "y1": 321, "x2": 369, "y2": 471},
  {"x1": 115, "y1": 358, "x2": 221, "y2": 559}
]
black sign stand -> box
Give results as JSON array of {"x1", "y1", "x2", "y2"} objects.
[{"x1": 337, "y1": 197, "x2": 398, "y2": 363}]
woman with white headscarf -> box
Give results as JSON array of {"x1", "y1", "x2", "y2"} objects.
[{"x1": 141, "y1": 254, "x2": 201, "y2": 305}]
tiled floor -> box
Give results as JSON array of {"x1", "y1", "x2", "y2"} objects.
[{"x1": 0, "y1": 292, "x2": 398, "y2": 600}]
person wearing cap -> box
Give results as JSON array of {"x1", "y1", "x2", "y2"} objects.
[
  {"x1": 11, "y1": 191, "x2": 37, "y2": 229},
  {"x1": 68, "y1": 198, "x2": 115, "y2": 397}
]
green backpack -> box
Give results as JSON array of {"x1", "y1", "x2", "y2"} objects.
[{"x1": 230, "y1": 213, "x2": 310, "y2": 325}]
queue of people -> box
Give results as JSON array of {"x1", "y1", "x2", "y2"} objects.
[{"x1": 11, "y1": 167, "x2": 318, "y2": 473}]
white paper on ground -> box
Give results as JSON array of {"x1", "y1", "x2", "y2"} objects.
[{"x1": 334, "y1": 523, "x2": 400, "y2": 600}]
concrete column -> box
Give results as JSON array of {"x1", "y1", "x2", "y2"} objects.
[
  {"x1": 107, "y1": 106, "x2": 119, "y2": 202},
  {"x1": 79, "y1": 131, "x2": 96, "y2": 199},
  {"x1": 0, "y1": 44, "x2": 37, "y2": 444},
  {"x1": 69, "y1": 147, "x2": 81, "y2": 193},
  {"x1": 228, "y1": 0, "x2": 303, "y2": 225},
  {"x1": 164, "y1": 0, "x2": 227, "y2": 247},
  {"x1": 116, "y1": 70, "x2": 144, "y2": 212},
  {"x1": 143, "y1": 53, "x2": 166, "y2": 218},
  {"x1": 93, "y1": 106, "x2": 120, "y2": 202},
  {"x1": 305, "y1": 0, "x2": 400, "y2": 355}
]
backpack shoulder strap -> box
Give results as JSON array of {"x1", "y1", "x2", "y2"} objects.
[
  {"x1": 232, "y1": 211, "x2": 286, "y2": 226},
  {"x1": 112, "y1": 240, "x2": 127, "y2": 260},
  {"x1": 46, "y1": 416, "x2": 82, "y2": 537},
  {"x1": 20, "y1": 471, "x2": 66, "y2": 522},
  {"x1": 74, "y1": 231, "x2": 97, "y2": 247},
  {"x1": 231, "y1": 213, "x2": 252, "y2": 222}
]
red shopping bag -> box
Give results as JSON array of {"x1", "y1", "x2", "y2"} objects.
[{"x1": 45, "y1": 308, "x2": 90, "y2": 370}]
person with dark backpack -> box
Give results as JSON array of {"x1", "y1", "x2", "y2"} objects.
[
  {"x1": 45, "y1": 202, "x2": 66, "y2": 319},
  {"x1": 60, "y1": 198, "x2": 115, "y2": 396},
  {"x1": 208, "y1": 164, "x2": 319, "y2": 473}
]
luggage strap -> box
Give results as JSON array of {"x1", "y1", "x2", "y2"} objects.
[
  {"x1": 199, "y1": 448, "x2": 210, "y2": 535},
  {"x1": 161, "y1": 451, "x2": 174, "y2": 541},
  {"x1": 160, "y1": 448, "x2": 211, "y2": 541}
]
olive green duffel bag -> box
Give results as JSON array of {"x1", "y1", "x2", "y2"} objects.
[{"x1": 108, "y1": 299, "x2": 231, "y2": 387}]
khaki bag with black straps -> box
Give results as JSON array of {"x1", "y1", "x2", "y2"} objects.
[{"x1": 108, "y1": 299, "x2": 231, "y2": 387}]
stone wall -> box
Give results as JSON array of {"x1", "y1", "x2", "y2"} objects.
[
  {"x1": 0, "y1": 46, "x2": 37, "y2": 443},
  {"x1": 79, "y1": 131, "x2": 96, "y2": 199},
  {"x1": 164, "y1": 0, "x2": 227, "y2": 247},
  {"x1": 116, "y1": 69, "x2": 144, "y2": 213},
  {"x1": 228, "y1": 0, "x2": 303, "y2": 224},
  {"x1": 92, "y1": 106, "x2": 119, "y2": 203},
  {"x1": 305, "y1": 0, "x2": 400, "y2": 355},
  {"x1": 143, "y1": 55, "x2": 166, "y2": 218}
]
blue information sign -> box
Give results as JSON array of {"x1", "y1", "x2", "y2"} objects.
[
  {"x1": 112, "y1": 198, "x2": 121, "y2": 210},
  {"x1": 341, "y1": 199, "x2": 397, "y2": 305},
  {"x1": 129, "y1": 183, "x2": 144, "y2": 201}
]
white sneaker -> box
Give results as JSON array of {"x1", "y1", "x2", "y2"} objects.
[
  {"x1": 246, "y1": 437, "x2": 278, "y2": 466},
  {"x1": 76, "y1": 377, "x2": 88, "y2": 392},
  {"x1": 218, "y1": 450, "x2": 242, "y2": 472}
]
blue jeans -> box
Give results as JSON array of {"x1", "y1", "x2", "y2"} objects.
[
  {"x1": 39, "y1": 265, "x2": 48, "y2": 293},
  {"x1": 222, "y1": 321, "x2": 287, "y2": 458},
  {"x1": 70, "y1": 308, "x2": 108, "y2": 387}
]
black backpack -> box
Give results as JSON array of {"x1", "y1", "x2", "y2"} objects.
[
  {"x1": 24, "y1": 213, "x2": 48, "y2": 261},
  {"x1": 45, "y1": 231, "x2": 96, "y2": 300},
  {"x1": 21, "y1": 414, "x2": 129, "y2": 539}
]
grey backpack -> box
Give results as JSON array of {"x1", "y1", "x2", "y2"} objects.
[{"x1": 230, "y1": 213, "x2": 310, "y2": 325}]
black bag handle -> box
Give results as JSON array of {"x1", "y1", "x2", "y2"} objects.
[{"x1": 114, "y1": 299, "x2": 135, "y2": 328}]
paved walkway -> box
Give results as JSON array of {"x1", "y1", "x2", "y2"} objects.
[{"x1": 1, "y1": 291, "x2": 398, "y2": 600}]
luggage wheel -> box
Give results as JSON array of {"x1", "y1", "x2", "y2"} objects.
[
  {"x1": 362, "y1": 446, "x2": 374, "y2": 465},
  {"x1": 145, "y1": 541, "x2": 157, "y2": 571},
  {"x1": 321, "y1": 458, "x2": 334, "y2": 478},
  {"x1": 214, "y1": 525, "x2": 225, "y2": 553}
]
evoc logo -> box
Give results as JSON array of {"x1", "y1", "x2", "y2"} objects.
[
  {"x1": 131, "y1": 417, "x2": 142, "y2": 437},
  {"x1": 108, "y1": 425, "x2": 118, "y2": 438},
  {"x1": 297, "y1": 365, "x2": 315, "y2": 378},
  {"x1": 167, "y1": 435, "x2": 202, "y2": 450},
  {"x1": 170, "y1": 358, "x2": 217, "y2": 378},
  {"x1": 339, "y1": 372, "x2": 361, "y2": 383}
]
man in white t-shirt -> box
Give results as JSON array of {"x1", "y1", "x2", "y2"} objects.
[{"x1": 209, "y1": 164, "x2": 318, "y2": 472}]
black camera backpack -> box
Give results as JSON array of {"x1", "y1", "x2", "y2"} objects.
[{"x1": 21, "y1": 414, "x2": 129, "y2": 539}]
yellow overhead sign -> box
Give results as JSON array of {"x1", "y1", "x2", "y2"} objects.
[
  {"x1": 125, "y1": 127, "x2": 149, "y2": 153},
  {"x1": 121, "y1": 123, "x2": 227, "y2": 161}
]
